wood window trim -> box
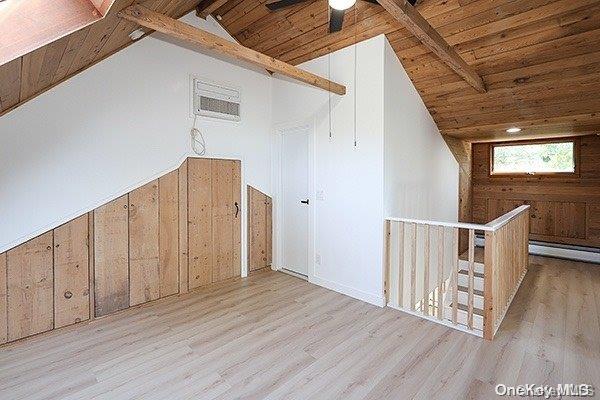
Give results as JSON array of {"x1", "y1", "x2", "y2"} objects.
[{"x1": 488, "y1": 137, "x2": 580, "y2": 179}]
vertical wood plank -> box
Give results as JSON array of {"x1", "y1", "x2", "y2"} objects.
[
  {"x1": 129, "y1": 180, "x2": 160, "y2": 306},
  {"x1": 53, "y1": 215, "x2": 89, "y2": 329},
  {"x1": 265, "y1": 195, "x2": 272, "y2": 267},
  {"x1": 0, "y1": 253, "x2": 7, "y2": 344},
  {"x1": 483, "y1": 230, "x2": 495, "y2": 340},
  {"x1": 159, "y1": 170, "x2": 179, "y2": 298},
  {"x1": 212, "y1": 159, "x2": 235, "y2": 282},
  {"x1": 383, "y1": 220, "x2": 391, "y2": 303},
  {"x1": 468, "y1": 229, "x2": 475, "y2": 329},
  {"x1": 7, "y1": 232, "x2": 54, "y2": 341},
  {"x1": 452, "y1": 228, "x2": 459, "y2": 324},
  {"x1": 397, "y1": 222, "x2": 404, "y2": 309},
  {"x1": 178, "y1": 159, "x2": 189, "y2": 294},
  {"x1": 94, "y1": 195, "x2": 129, "y2": 317},
  {"x1": 188, "y1": 158, "x2": 213, "y2": 289},
  {"x1": 88, "y1": 212, "x2": 95, "y2": 320},
  {"x1": 437, "y1": 225, "x2": 444, "y2": 320},
  {"x1": 232, "y1": 160, "x2": 242, "y2": 276},
  {"x1": 423, "y1": 225, "x2": 430, "y2": 315},
  {"x1": 410, "y1": 223, "x2": 417, "y2": 311}
]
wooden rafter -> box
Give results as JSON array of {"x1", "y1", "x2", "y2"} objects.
[
  {"x1": 118, "y1": 5, "x2": 346, "y2": 95},
  {"x1": 195, "y1": 0, "x2": 229, "y2": 19},
  {"x1": 376, "y1": 0, "x2": 486, "y2": 93}
]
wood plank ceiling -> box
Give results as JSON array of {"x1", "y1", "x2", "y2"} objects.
[
  {"x1": 210, "y1": 0, "x2": 600, "y2": 141},
  {"x1": 0, "y1": 0, "x2": 201, "y2": 116},
  {"x1": 1, "y1": 0, "x2": 600, "y2": 142}
]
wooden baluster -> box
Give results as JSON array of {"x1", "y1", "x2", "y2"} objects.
[
  {"x1": 467, "y1": 229, "x2": 475, "y2": 329},
  {"x1": 398, "y1": 221, "x2": 404, "y2": 309},
  {"x1": 437, "y1": 225, "x2": 444, "y2": 320},
  {"x1": 483, "y1": 230, "x2": 494, "y2": 340},
  {"x1": 423, "y1": 225, "x2": 430, "y2": 315},
  {"x1": 410, "y1": 223, "x2": 417, "y2": 311},
  {"x1": 452, "y1": 228, "x2": 458, "y2": 325}
]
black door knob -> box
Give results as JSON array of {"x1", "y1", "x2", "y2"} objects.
[{"x1": 300, "y1": 199, "x2": 309, "y2": 205}]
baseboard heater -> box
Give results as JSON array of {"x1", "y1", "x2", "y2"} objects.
[{"x1": 475, "y1": 235, "x2": 600, "y2": 264}]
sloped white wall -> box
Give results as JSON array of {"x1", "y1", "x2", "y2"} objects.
[
  {"x1": 383, "y1": 39, "x2": 459, "y2": 222},
  {"x1": 272, "y1": 36, "x2": 386, "y2": 306},
  {"x1": 0, "y1": 13, "x2": 273, "y2": 253}
]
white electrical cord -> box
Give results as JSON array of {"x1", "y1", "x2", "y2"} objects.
[{"x1": 190, "y1": 115, "x2": 206, "y2": 156}]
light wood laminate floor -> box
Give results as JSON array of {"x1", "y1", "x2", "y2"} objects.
[{"x1": 0, "y1": 256, "x2": 599, "y2": 399}]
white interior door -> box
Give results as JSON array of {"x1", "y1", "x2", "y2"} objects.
[{"x1": 282, "y1": 127, "x2": 310, "y2": 276}]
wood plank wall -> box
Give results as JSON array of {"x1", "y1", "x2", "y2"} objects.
[
  {"x1": 247, "y1": 186, "x2": 273, "y2": 272},
  {"x1": 472, "y1": 135, "x2": 600, "y2": 248},
  {"x1": 0, "y1": 157, "x2": 244, "y2": 346}
]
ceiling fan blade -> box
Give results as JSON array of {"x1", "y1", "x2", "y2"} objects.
[
  {"x1": 329, "y1": 8, "x2": 345, "y2": 33},
  {"x1": 265, "y1": 0, "x2": 310, "y2": 11}
]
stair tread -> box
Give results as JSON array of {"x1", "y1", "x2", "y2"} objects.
[
  {"x1": 457, "y1": 285, "x2": 484, "y2": 297},
  {"x1": 458, "y1": 269, "x2": 484, "y2": 279},
  {"x1": 448, "y1": 302, "x2": 484, "y2": 316},
  {"x1": 458, "y1": 246, "x2": 484, "y2": 263}
]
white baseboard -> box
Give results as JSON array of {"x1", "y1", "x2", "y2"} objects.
[
  {"x1": 474, "y1": 237, "x2": 599, "y2": 264},
  {"x1": 309, "y1": 275, "x2": 385, "y2": 307}
]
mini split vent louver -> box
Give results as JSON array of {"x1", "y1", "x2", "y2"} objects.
[{"x1": 192, "y1": 79, "x2": 241, "y2": 122}]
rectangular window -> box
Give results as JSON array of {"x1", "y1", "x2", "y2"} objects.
[{"x1": 491, "y1": 140, "x2": 576, "y2": 175}]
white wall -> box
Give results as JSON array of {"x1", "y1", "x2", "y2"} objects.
[
  {"x1": 272, "y1": 36, "x2": 386, "y2": 306},
  {"x1": 0, "y1": 13, "x2": 273, "y2": 254},
  {"x1": 383, "y1": 40, "x2": 458, "y2": 222},
  {"x1": 271, "y1": 35, "x2": 458, "y2": 307}
]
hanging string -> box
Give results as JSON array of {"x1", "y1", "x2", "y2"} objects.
[
  {"x1": 328, "y1": 5, "x2": 332, "y2": 140},
  {"x1": 353, "y1": 3, "x2": 358, "y2": 148}
]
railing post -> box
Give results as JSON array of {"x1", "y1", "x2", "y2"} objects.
[
  {"x1": 452, "y1": 228, "x2": 458, "y2": 325},
  {"x1": 384, "y1": 220, "x2": 391, "y2": 304},
  {"x1": 483, "y1": 230, "x2": 495, "y2": 340},
  {"x1": 467, "y1": 229, "x2": 475, "y2": 329}
]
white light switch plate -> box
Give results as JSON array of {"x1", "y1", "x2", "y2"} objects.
[{"x1": 316, "y1": 190, "x2": 325, "y2": 201}]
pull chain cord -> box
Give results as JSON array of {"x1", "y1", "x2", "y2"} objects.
[
  {"x1": 190, "y1": 115, "x2": 206, "y2": 156},
  {"x1": 353, "y1": 3, "x2": 357, "y2": 148},
  {"x1": 328, "y1": 35, "x2": 332, "y2": 140}
]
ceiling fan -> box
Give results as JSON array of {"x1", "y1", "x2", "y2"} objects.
[{"x1": 265, "y1": 0, "x2": 419, "y2": 33}]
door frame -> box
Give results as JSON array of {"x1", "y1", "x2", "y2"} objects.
[
  {"x1": 187, "y1": 154, "x2": 248, "y2": 278},
  {"x1": 272, "y1": 119, "x2": 316, "y2": 280}
]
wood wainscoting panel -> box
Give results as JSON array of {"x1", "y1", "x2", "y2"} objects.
[
  {"x1": 0, "y1": 156, "x2": 243, "y2": 346},
  {"x1": 129, "y1": 180, "x2": 160, "y2": 306},
  {"x1": 178, "y1": 159, "x2": 189, "y2": 294},
  {"x1": 232, "y1": 160, "x2": 242, "y2": 273},
  {"x1": 188, "y1": 158, "x2": 213, "y2": 289},
  {"x1": 212, "y1": 159, "x2": 236, "y2": 282},
  {"x1": 159, "y1": 170, "x2": 179, "y2": 298},
  {"x1": 94, "y1": 195, "x2": 130, "y2": 317},
  {"x1": 188, "y1": 158, "x2": 242, "y2": 287},
  {"x1": 53, "y1": 215, "x2": 90, "y2": 329},
  {"x1": 472, "y1": 135, "x2": 600, "y2": 248},
  {"x1": 7, "y1": 232, "x2": 54, "y2": 341},
  {"x1": 0, "y1": 253, "x2": 7, "y2": 344},
  {"x1": 248, "y1": 185, "x2": 273, "y2": 272}
]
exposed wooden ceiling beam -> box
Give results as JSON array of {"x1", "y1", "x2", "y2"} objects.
[
  {"x1": 376, "y1": 0, "x2": 486, "y2": 93},
  {"x1": 118, "y1": 5, "x2": 346, "y2": 95},
  {"x1": 196, "y1": 0, "x2": 229, "y2": 19}
]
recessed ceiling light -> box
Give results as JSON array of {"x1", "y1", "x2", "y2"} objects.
[
  {"x1": 329, "y1": 0, "x2": 357, "y2": 11},
  {"x1": 506, "y1": 127, "x2": 522, "y2": 133},
  {"x1": 129, "y1": 29, "x2": 145, "y2": 41}
]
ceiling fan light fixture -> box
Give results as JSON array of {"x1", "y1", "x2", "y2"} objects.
[{"x1": 329, "y1": 0, "x2": 356, "y2": 10}]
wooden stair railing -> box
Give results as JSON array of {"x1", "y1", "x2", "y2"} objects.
[{"x1": 384, "y1": 205, "x2": 529, "y2": 340}]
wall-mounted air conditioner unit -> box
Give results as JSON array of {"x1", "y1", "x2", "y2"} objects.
[{"x1": 192, "y1": 78, "x2": 241, "y2": 122}]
